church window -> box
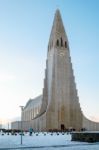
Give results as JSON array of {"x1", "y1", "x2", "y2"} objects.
[
  {"x1": 56, "y1": 39, "x2": 59, "y2": 46},
  {"x1": 65, "y1": 41, "x2": 67, "y2": 48},
  {"x1": 61, "y1": 37, "x2": 63, "y2": 46}
]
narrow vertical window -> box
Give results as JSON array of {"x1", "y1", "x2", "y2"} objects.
[
  {"x1": 65, "y1": 41, "x2": 67, "y2": 48},
  {"x1": 61, "y1": 37, "x2": 63, "y2": 46},
  {"x1": 56, "y1": 39, "x2": 59, "y2": 46}
]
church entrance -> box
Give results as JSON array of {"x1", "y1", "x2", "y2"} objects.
[{"x1": 61, "y1": 124, "x2": 65, "y2": 131}]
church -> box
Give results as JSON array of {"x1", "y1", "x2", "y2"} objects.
[{"x1": 11, "y1": 10, "x2": 99, "y2": 131}]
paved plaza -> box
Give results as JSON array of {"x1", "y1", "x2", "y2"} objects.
[{"x1": 0, "y1": 132, "x2": 99, "y2": 150}]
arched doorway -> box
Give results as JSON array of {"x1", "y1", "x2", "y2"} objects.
[{"x1": 61, "y1": 124, "x2": 65, "y2": 131}]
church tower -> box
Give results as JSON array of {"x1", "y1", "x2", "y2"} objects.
[{"x1": 38, "y1": 9, "x2": 83, "y2": 131}]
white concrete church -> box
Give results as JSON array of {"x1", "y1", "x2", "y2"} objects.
[{"x1": 12, "y1": 10, "x2": 99, "y2": 131}]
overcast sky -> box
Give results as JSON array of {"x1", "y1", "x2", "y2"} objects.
[{"x1": 0, "y1": 0, "x2": 99, "y2": 125}]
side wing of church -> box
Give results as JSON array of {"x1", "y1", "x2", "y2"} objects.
[{"x1": 11, "y1": 10, "x2": 99, "y2": 131}]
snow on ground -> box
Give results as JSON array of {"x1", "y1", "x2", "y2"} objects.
[{"x1": 0, "y1": 132, "x2": 99, "y2": 150}]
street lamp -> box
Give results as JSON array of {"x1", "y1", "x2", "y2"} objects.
[
  {"x1": 20, "y1": 106, "x2": 24, "y2": 145},
  {"x1": 8, "y1": 122, "x2": 9, "y2": 135}
]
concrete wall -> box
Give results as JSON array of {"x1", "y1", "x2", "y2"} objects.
[
  {"x1": 11, "y1": 121, "x2": 32, "y2": 131},
  {"x1": 83, "y1": 116, "x2": 99, "y2": 131}
]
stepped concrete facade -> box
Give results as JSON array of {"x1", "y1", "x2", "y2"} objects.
[{"x1": 11, "y1": 10, "x2": 99, "y2": 131}]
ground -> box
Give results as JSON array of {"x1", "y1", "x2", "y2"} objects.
[{"x1": 0, "y1": 132, "x2": 99, "y2": 150}]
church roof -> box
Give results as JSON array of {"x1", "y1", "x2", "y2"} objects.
[{"x1": 24, "y1": 95, "x2": 42, "y2": 110}]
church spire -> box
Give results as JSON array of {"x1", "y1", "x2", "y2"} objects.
[
  {"x1": 53, "y1": 9, "x2": 65, "y2": 34},
  {"x1": 48, "y1": 9, "x2": 68, "y2": 51}
]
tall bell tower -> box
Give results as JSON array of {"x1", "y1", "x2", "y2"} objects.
[{"x1": 39, "y1": 9, "x2": 83, "y2": 130}]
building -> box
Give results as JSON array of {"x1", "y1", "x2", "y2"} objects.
[
  {"x1": 11, "y1": 9, "x2": 99, "y2": 131},
  {"x1": 22, "y1": 95, "x2": 42, "y2": 122},
  {"x1": 11, "y1": 95, "x2": 42, "y2": 130}
]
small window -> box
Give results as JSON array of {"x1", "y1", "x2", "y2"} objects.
[
  {"x1": 65, "y1": 41, "x2": 67, "y2": 48},
  {"x1": 61, "y1": 37, "x2": 63, "y2": 47},
  {"x1": 56, "y1": 39, "x2": 59, "y2": 46}
]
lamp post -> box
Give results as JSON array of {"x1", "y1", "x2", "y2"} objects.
[
  {"x1": 20, "y1": 106, "x2": 24, "y2": 145},
  {"x1": 8, "y1": 122, "x2": 9, "y2": 135}
]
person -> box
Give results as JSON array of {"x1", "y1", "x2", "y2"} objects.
[{"x1": 29, "y1": 128, "x2": 33, "y2": 136}]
